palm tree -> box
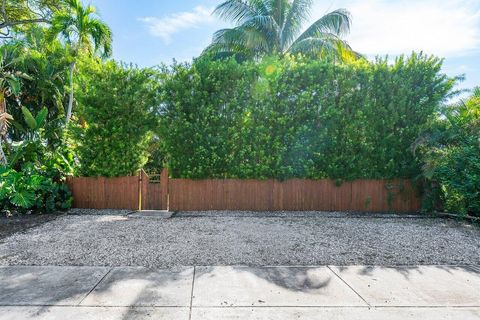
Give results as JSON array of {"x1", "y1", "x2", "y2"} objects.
[
  {"x1": 48, "y1": 0, "x2": 112, "y2": 122},
  {"x1": 204, "y1": 0, "x2": 354, "y2": 60}
]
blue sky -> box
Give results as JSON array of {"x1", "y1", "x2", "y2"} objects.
[{"x1": 91, "y1": 0, "x2": 480, "y2": 93}]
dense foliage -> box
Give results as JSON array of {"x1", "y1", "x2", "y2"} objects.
[
  {"x1": 71, "y1": 59, "x2": 161, "y2": 177},
  {"x1": 5, "y1": 27, "x2": 70, "y2": 142},
  {"x1": 0, "y1": 106, "x2": 73, "y2": 213},
  {"x1": 159, "y1": 54, "x2": 455, "y2": 180},
  {"x1": 0, "y1": 0, "x2": 64, "y2": 36},
  {"x1": 416, "y1": 88, "x2": 480, "y2": 216}
]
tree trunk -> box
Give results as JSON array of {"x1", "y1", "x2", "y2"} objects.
[
  {"x1": 0, "y1": 96, "x2": 7, "y2": 166},
  {"x1": 66, "y1": 60, "x2": 76, "y2": 123},
  {"x1": 0, "y1": 138, "x2": 6, "y2": 166}
]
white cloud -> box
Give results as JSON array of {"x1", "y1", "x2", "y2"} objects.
[
  {"x1": 311, "y1": 0, "x2": 480, "y2": 57},
  {"x1": 140, "y1": 6, "x2": 216, "y2": 44}
]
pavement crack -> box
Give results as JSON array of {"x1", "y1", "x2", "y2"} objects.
[
  {"x1": 327, "y1": 266, "x2": 371, "y2": 307},
  {"x1": 188, "y1": 266, "x2": 196, "y2": 320},
  {"x1": 77, "y1": 267, "x2": 113, "y2": 306}
]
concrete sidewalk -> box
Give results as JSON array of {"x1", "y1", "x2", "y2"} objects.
[{"x1": 0, "y1": 265, "x2": 479, "y2": 319}]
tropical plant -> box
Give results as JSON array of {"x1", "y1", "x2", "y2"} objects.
[
  {"x1": 8, "y1": 27, "x2": 70, "y2": 142},
  {"x1": 1, "y1": 26, "x2": 70, "y2": 144},
  {"x1": 1, "y1": 106, "x2": 73, "y2": 213},
  {"x1": 48, "y1": 0, "x2": 112, "y2": 122},
  {"x1": 416, "y1": 88, "x2": 480, "y2": 216},
  {"x1": 0, "y1": 45, "x2": 32, "y2": 166},
  {"x1": 204, "y1": 0, "x2": 355, "y2": 60},
  {"x1": 0, "y1": 164, "x2": 72, "y2": 213}
]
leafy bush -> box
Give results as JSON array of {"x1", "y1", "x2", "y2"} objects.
[
  {"x1": 1, "y1": 106, "x2": 73, "y2": 214},
  {"x1": 71, "y1": 58, "x2": 161, "y2": 177},
  {"x1": 159, "y1": 54, "x2": 455, "y2": 180},
  {"x1": 417, "y1": 88, "x2": 480, "y2": 216},
  {"x1": 4, "y1": 27, "x2": 70, "y2": 143},
  {"x1": 0, "y1": 165, "x2": 72, "y2": 213}
]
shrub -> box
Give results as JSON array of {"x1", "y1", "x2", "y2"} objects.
[
  {"x1": 159, "y1": 54, "x2": 455, "y2": 180},
  {"x1": 72, "y1": 59, "x2": 161, "y2": 177},
  {"x1": 1, "y1": 107, "x2": 73, "y2": 214},
  {"x1": 0, "y1": 165, "x2": 72, "y2": 213},
  {"x1": 417, "y1": 88, "x2": 480, "y2": 216}
]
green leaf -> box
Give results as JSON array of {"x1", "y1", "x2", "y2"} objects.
[
  {"x1": 10, "y1": 191, "x2": 35, "y2": 208},
  {"x1": 5, "y1": 77, "x2": 20, "y2": 96},
  {"x1": 8, "y1": 145, "x2": 26, "y2": 167},
  {"x1": 21, "y1": 106, "x2": 37, "y2": 130},
  {"x1": 35, "y1": 107, "x2": 48, "y2": 128},
  {"x1": 9, "y1": 120, "x2": 26, "y2": 133}
]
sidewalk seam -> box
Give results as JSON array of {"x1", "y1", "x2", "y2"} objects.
[
  {"x1": 188, "y1": 266, "x2": 196, "y2": 320},
  {"x1": 327, "y1": 266, "x2": 371, "y2": 307},
  {"x1": 77, "y1": 267, "x2": 113, "y2": 306}
]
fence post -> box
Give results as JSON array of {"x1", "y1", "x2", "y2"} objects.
[
  {"x1": 139, "y1": 170, "x2": 148, "y2": 211},
  {"x1": 160, "y1": 168, "x2": 169, "y2": 210}
]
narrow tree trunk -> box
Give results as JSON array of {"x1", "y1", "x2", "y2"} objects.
[
  {"x1": 66, "y1": 60, "x2": 76, "y2": 123},
  {"x1": 0, "y1": 138, "x2": 6, "y2": 166},
  {"x1": 0, "y1": 96, "x2": 7, "y2": 166}
]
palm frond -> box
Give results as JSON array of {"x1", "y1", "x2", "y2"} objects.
[
  {"x1": 214, "y1": 0, "x2": 262, "y2": 25},
  {"x1": 294, "y1": 9, "x2": 351, "y2": 43},
  {"x1": 203, "y1": 42, "x2": 255, "y2": 61},
  {"x1": 85, "y1": 18, "x2": 113, "y2": 57},
  {"x1": 209, "y1": 0, "x2": 356, "y2": 59},
  {"x1": 210, "y1": 27, "x2": 270, "y2": 53},
  {"x1": 269, "y1": 0, "x2": 291, "y2": 27},
  {"x1": 288, "y1": 37, "x2": 336, "y2": 55},
  {"x1": 288, "y1": 33, "x2": 355, "y2": 60},
  {"x1": 48, "y1": 0, "x2": 112, "y2": 58},
  {"x1": 248, "y1": 0, "x2": 270, "y2": 15},
  {"x1": 281, "y1": 0, "x2": 312, "y2": 50}
]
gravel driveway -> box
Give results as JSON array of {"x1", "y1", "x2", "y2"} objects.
[{"x1": 0, "y1": 210, "x2": 479, "y2": 267}]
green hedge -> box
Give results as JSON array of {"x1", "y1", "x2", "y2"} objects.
[
  {"x1": 72, "y1": 59, "x2": 161, "y2": 177},
  {"x1": 159, "y1": 54, "x2": 455, "y2": 180}
]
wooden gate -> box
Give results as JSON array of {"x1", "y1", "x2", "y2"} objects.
[{"x1": 140, "y1": 169, "x2": 168, "y2": 210}]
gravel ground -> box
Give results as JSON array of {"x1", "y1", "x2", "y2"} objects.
[
  {"x1": 0, "y1": 211, "x2": 479, "y2": 267},
  {"x1": 0, "y1": 213, "x2": 58, "y2": 241}
]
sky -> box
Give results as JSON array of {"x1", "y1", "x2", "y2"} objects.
[{"x1": 90, "y1": 0, "x2": 480, "y2": 93}]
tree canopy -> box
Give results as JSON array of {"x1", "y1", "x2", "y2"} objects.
[{"x1": 0, "y1": 0, "x2": 64, "y2": 37}]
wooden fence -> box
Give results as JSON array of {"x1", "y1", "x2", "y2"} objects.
[
  {"x1": 66, "y1": 176, "x2": 140, "y2": 210},
  {"x1": 67, "y1": 172, "x2": 422, "y2": 212},
  {"x1": 168, "y1": 179, "x2": 421, "y2": 212}
]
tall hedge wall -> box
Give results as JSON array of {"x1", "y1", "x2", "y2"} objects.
[
  {"x1": 159, "y1": 54, "x2": 455, "y2": 180},
  {"x1": 72, "y1": 59, "x2": 161, "y2": 177}
]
